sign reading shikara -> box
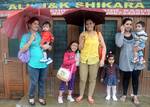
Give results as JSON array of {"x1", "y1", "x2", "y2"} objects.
[
  {"x1": 7, "y1": 2, "x2": 146, "y2": 10},
  {"x1": 0, "y1": 1, "x2": 150, "y2": 16}
]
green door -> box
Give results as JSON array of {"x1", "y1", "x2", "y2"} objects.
[
  {"x1": 102, "y1": 20, "x2": 117, "y2": 54},
  {"x1": 53, "y1": 20, "x2": 67, "y2": 69}
]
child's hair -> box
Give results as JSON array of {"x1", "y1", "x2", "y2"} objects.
[
  {"x1": 42, "y1": 21, "x2": 51, "y2": 27},
  {"x1": 106, "y1": 51, "x2": 115, "y2": 63},
  {"x1": 122, "y1": 17, "x2": 133, "y2": 25},
  {"x1": 66, "y1": 41, "x2": 79, "y2": 52},
  {"x1": 136, "y1": 21, "x2": 145, "y2": 27}
]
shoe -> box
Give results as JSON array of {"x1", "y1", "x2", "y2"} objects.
[
  {"x1": 87, "y1": 97, "x2": 95, "y2": 104},
  {"x1": 120, "y1": 96, "x2": 126, "y2": 102},
  {"x1": 58, "y1": 96, "x2": 63, "y2": 104},
  {"x1": 46, "y1": 58, "x2": 53, "y2": 64},
  {"x1": 67, "y1": 95, "x2": 75, "y2": 102},
  {"x1": 105, "y1": 95, "x2": 111, "y2": 101},
  {"x1": 76, "y1": 96, "x2": 83, "y2": 103},
  {"x1": 28, "y1": 98, "x2": 35, "y2": 105},
  {"x1": 132, "y1": 96, "x2": 140, "y2": 105},
  {"x1": 139, "y1": 59, "x2": 146, "y2": 64},
  {"x1": 40, "y1": 58, "x2": 48, "y2": 62},
  {"x1": 38, "y1": 98, "x2": 46, "y2": 105},
  {"x1": 112, "y1": 95, "x2": 118, "y2": 101}
]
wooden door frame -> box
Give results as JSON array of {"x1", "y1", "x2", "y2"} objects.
[{"x1": 0, "y1": 30, "x2": 28, "y2": 98}]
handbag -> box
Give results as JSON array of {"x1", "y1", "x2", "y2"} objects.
[
  {"x1": 97, "y1": 32, "x2": 103, "y2": 60},
  {"x1": 18, "y1": 36, "x2": 30, "y2": 63},
  {"x1": 56, "y1": 64, "x2": 74, "y2": 82},
  {"x1": 18, "y1": 50, "x2": 30, "y2": 63}
]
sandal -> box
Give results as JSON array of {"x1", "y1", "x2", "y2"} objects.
[
  {"x1": 76, "y1": 96, "x2": 83, "y2": 103},
  {"x1": 38, "y1": 98, "x2": 46, "y2": 105},
  {"x1": 120, "y1": 96, "x2": 126, "y2": 102},
  {"x1": 132, "y1": 96, "x2": 140, "y2": 105},
  {"x1": 28, "y1": 98, "x2": 35, "y2": 105},
  {"x1": 87, "y1": 97, "x2": 95, "y2": 104}
]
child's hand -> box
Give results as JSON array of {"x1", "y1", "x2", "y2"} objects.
[
  {"x1": 100, "y1": 78, "x2": 104, "y2": 82},
  {"x1": 99, "y1": 60, "x2": 104, "y2": 67}
]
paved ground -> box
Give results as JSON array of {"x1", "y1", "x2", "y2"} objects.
[
  {"x1": 1, "y1": 77, "x2": 150, "y2": 107},
  {"x1": 1, "y1": 95, "x2": 150, "y2": 107}
]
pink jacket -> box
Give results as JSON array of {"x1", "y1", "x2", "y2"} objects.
[{"x1": 61, "y1": 51, "x2": 77, "y2": 74}]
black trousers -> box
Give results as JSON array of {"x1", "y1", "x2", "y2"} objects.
[{"x1": 122, "y1": 70, "x2": 141, "y2": 95}]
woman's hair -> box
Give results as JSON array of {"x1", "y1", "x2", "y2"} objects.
[
  {"x1": 85, "y1": 19, "x2": 96, "y2": 31},
  {"x1": 27, "y1": 17, "x2": 39, "y2": 29},
  {"x1": 85, "y1": 18, "x2": 95, "y2": 24},
  {"x1": 122, "y1": 17, "x2": 133, "y2": 25},
  {"x1": 66, "y1": 40, "x2": 79, "y2": 52}
]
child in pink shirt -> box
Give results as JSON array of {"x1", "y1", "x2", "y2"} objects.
[{"x1": 58, "y1": 41, "x2": 79, "y2": 104}]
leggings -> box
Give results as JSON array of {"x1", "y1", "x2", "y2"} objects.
[{"x1": 122, "y1": 70, "x2": 141, "y2": 95}]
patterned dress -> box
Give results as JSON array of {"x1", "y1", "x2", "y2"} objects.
[{"x1": 101, "y1": 64, "x2": 120, "y2": 86}]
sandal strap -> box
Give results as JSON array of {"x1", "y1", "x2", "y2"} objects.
[
  {"x1": 76, "y1": 96, "x2": 83, "y2": 102},
  {"x1": 39, "y1": 99, "x2": 46, "y2": 105},
  {"x1": 28, "y1": 98, "x2": 35, "y2": 105},
  {"x1": 133, "y1": 97, "x2": 140, "y2": 104}
]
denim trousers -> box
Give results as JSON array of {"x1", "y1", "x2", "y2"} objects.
[{"x1": 27, "y1": 65, "x2": 48, "y2": 99}]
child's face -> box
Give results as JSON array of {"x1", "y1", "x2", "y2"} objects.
[
  {"x1": 42, "y1": 24, "x2": 50, "y2": 31},
  {"x1": 136, "y1": 23, "x2": 143, "y2": 32},
  {"x1": 108, "y1": 57, "x2": 114, "y2": 65},
  {"x1": 71, "y1": 42, "x2": 78, "y2": 52}
]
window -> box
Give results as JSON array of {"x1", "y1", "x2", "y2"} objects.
[
  {"x1": 8, "y1": 38, "x2": 19, "y2": 57},
  {"x1": 102, "y1": 20, "x2": 117, "y2": 54},
  {"x1": 53, "y1": 20, "x2": 67, "y2": 69}
]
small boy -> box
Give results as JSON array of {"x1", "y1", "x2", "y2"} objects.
[
  {"x1": 40, "y1": 21, "x2": 54, "y2": 64},
  {"x1": 133, "y1": 21, "x2": 148, "y2": 64}
]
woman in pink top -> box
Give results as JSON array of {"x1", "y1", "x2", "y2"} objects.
[{"x1": 58, "y1": 41, "x2": 79, "y2": 104}]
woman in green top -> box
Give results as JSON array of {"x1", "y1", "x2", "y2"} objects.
[{"x1": 19, "y1": 17, "x2": 51, "y2": 105}]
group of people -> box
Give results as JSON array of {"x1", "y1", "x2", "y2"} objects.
[{"x1": 19, "y1": 16, "x2": 147, "y2": 105}]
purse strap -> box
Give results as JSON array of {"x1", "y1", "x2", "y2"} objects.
[
  {"x1": 70, "y1": 64, "x2": 75, "y2": 74},
  {"x1": 96, "y1": 31, "x2": 102, "y2": 47}
]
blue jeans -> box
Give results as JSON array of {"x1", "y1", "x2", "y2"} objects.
[{"x1": 27, "y1": 65, "x2": 48, "y2": 98}]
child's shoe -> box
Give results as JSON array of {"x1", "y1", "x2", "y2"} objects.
[
  {"x1": 67, "y1": 95, "x2": 75, "y2": 102},
  {"x1": 139, "y1": 59, "x2": 146, "y2": 64},
  {"x1": 40, "y1": 58, "x2": 48, "y2": 62},
  {"x1": 105, "y1": 95, "x2": 111, "y2": 101},
  {"x1": 58, "y1": 96, "x2": 63, "y2": 104},
  {"x1": 112, "y1": 95, "x2": 118, "y2": 101},
  {"x1": 46, "y1": 58, "x2": 53, "y2": 64},
  {"x1": 132, "y1": 57, "x2": 138, "y2": 63}
]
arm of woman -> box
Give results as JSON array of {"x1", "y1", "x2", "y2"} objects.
[
  {"x1": 79, "y1": 32, "x2": 85, "y2": 50},
  {"x1": 115, "y1": 33, "x2": 124, "y2": 48},
  {"x1": 99, "y1": 32, "x2": 106, "y2": 65},
  {"x1": 115, "y1": 26, "x2": 125, "y2": 48},
  {"x1": 20, "y1": 34, "x2": 35, "y2": 52},
  {"x1": 100, "y1": 66, "x2": 107, "y2": 82}
]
